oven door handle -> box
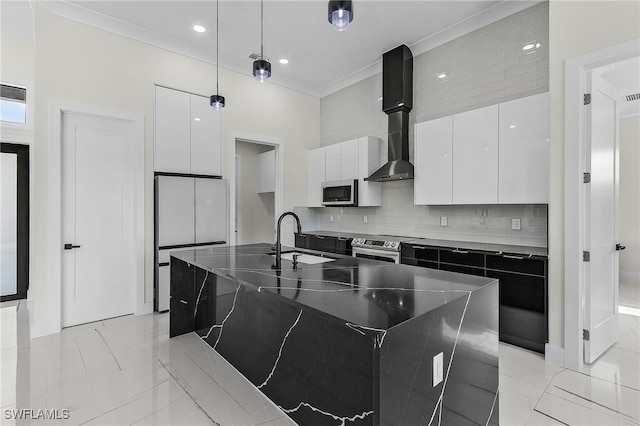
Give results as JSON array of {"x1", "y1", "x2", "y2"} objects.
[{"x1": 352, "y1": 247, "x2": 400, "y2": 263}]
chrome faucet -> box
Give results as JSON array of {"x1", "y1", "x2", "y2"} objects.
[{"x1": 273, "y1": 211, "x2": 302, "y2": 269}]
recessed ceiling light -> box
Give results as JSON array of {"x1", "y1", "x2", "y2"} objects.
[
  {"x1": 438, "y1": 73, "x2": 447, "y2": 79},
  {"x1": 193, "y1": 25, "x2": 206, "y2": 33},
  {"x1": 509, "y1": 125, "x2": 516, "y2": 128},
  {"x1": 522, "y1": 42, "x2": 541, "y2": 51},
  {"x1": 194, "y1": 117, "x2": 201, "y2": 121},
  {"x1": 279, "y1": 58, "x2": 289, "y2": 65}
]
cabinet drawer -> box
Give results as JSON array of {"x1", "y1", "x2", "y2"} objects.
[
  {"x1": 308, "y1": 235, "x2": 336, "y2": 253},
  {"x1": 486, "y1": 254, "x2": 545, "y2": 276},
  {"x1": 440, "y1": 249, "x2": 484, "y2": 268},
  {"x1": 440, "y1": 263, "x2": 485, "y2": 277},
  {"x1": 401, "y1": 244, "x2": 438, "y2": 262},
  {"x1": 295, "y1": 233, "x2": 310, "y2": 250},
  {"x1": 487, "y1": 270, "x2": 545, "y2": 313},
  {"x1": 334, "y1": 237, "x2": 352, "y2": 255},
  {"x1": 402, "y1": 258, "x2": 438, "y2": 270}
]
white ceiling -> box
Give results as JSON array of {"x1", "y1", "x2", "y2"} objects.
[{"x1": 42, "y1": 0, "x2": 541, "y2": 97}]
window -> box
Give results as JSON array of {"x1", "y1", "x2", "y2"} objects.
[{"x1": 0, "y1": 83, "x2": 27, "y2": 124}]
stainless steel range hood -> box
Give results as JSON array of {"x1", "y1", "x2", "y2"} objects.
[{"x1": 366, "y1": 44, "x2": 414, "y2": 182}]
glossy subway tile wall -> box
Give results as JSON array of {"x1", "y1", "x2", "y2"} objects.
[{"x1": 295, "y1": 181, "x2": 547, "y2": 247}]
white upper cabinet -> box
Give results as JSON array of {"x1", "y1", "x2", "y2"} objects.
[
  {"x1": 190, "y1": 94, "x2": 221, "y2": 176},
  {"x1": 258, "y1": 150, "x2": 276, "y2": 193},
  {"x1": 357, "y1": 136, "x2": 382, "y2": 207},
  {"x1": 307, "y1": 147, "x2": 326, "y2": 207},
  {"x1": 498, "y1": 93, "x2": 549, "y2": 204},
  {"x1": 155, "y1": 86, "x2": 191, "y2": 173},
  {"x1": 154, "y1": 86, "x2": 221, "y2": 175},
  {"x1": 307, "y1": 137, "x2": 382, "y2": 207},
  {"x1": 452, "y1": 105, "x2": 499, "y2": 204},
  {"x1": 340, "y1": 139, "x2": 360, "y2": 180},
  {"x1": 414, "y1": 116, "x2": 453, "y2": 205},
  {"x1": 324, "y1": 143, "x2": 342, "y2": 182}
]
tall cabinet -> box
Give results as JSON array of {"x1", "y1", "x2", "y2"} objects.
[{"x1": 154, "y1": 85, "x2": 226, "y2": 312}]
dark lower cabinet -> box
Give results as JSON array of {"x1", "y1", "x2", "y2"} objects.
[
  {"x1": 170, "y1": 257, "x2": 195, "y2": 337},
  {"x1": 295, "y1": 233, "x2": 352, "y2": 256},
  {"x1": 401, "y1": 243, "x2": 548, "y2": 354}
]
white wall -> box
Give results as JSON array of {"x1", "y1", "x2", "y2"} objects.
[
  {"x1": 620, "y1": 115, "x2": 640, "y2": 279},
  {"x1": 548, "y1": 0, "x2": 640, "y2": 347},
  {"x1": 236, "y1": 141, "x2": 275, "y2": 245},
  {"x1": 30, "y1": 5, "x2": 319, "y2": 329}
]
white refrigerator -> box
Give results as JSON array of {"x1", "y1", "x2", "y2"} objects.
[{"x1": 155, "y1": 175, "x2": 227, "y2": 311}]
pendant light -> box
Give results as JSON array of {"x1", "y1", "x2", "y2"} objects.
[
  {"x1": 210, "y1": 0, "x2": 225, "y2": 110},
  {"x1": 328, "y1": 0, "x2": 353, "y2": 31},
  {"x1": 252, "y1": 0, "x2": 271, "y2": 82}
]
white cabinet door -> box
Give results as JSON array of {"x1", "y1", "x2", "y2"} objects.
[
  {"x1": 258, "y1": 150, "x2": 276, "y2": 193},
  {"x1": 157, "y1": 176, "x2": 195, "y2": 246},
  {"x1": 340, "y1": 139, "x2": 360, "y2": 180},
  {"x1": 358, "y1": 136, "x2": 382, "y2": 206},
  {"x1": 157, "y1": 265, "x2": 170, "y2": 312},
  {"x1": 195, "y1": 178, "x2": 227, "y2": 243},
  {"x1": 325, "y1": 144, "x2": 342, "y2": 182},
  {"x1": 415, "y1": 117, "x2": 453, "y2": 205},
  {"x1": 190, "y1": 94, "x2": 221, "y2": 176},
  {"x1": 155, "y1": 86, "x2": 191, "y2": 173},
  {"x1": 498, "y1": 93, "x2": 549, "y2": 204},
  {"x1": 453, "y1": 105, "x2": 499, "y2": 204},
  {"x1": 307, "y1": 147, "x2": 325, "y2": 207}
]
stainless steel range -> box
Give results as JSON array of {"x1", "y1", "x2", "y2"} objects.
[{"x1": 351, "y1": 236, "x2": 414, "y2": 264}]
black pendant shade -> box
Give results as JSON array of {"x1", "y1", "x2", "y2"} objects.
[
  {"x1": 210, "y1": 94, "x2": 225, "y2": 110},
  {"x1": 328, "y1": 0, "x2": 353, "y2": 31},
  {"x1": 252, "y1": 59, "x2": 271, "y2": 82}
]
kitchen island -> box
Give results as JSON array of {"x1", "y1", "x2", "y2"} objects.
[{"x1": 170, "y1": 244, "x2": 499, "y2": 425}]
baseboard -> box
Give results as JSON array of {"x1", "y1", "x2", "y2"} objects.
[
  {"x1": 620, "y1": 271, "x2": 640, "y2": 284},
  {"x1": 29, "y1": 320, "x2": 60, "y2": 339},
  {"x1": 135, "y1": 302, "x2": 154, "y2": 316},
  {"x1": 545, "y1": 343, "x2": 565, "y2": 366}
]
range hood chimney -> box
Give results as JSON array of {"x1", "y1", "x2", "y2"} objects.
[{"x1": 366, "y1": 44, "x2": 414, "y2": 182}]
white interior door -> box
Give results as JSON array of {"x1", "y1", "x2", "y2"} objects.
[
  {"x1": 584, "y1": 71, "x2": 620, "y2": 363},
  {"x1": 62, "y1": 113, "x2": 134, "y2": 327}
]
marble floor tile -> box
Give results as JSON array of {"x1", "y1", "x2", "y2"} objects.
[{"x1": 2, "y1": 302, "x2": 639, "y2": 426}]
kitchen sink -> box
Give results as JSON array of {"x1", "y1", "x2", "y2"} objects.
[{"x1": 271, "y1": 251, "x2": 335, "y2": 264}]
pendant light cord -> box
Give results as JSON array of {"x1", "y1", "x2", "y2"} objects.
[
  {"x1": 260, "y1": 0, "x2": 264, "y2": 59},
  {"x1": 216, "y1": 0, "x2": 219, "y2": 94}
]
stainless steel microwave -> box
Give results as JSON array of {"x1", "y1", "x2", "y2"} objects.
[{"x1": 322, "y1": 180, "x2": 358, "y2": 206}]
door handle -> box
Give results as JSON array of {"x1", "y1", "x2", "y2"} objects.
[
  {"x1": 64, "y1": 243, "x2": 81, "y2": 250},
  {"x1": 616, "y1": 244, "x2": 626, "y2": 251}
]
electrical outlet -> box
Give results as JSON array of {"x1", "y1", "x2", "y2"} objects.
[
  {"x1": 363, "y1": 215, "x2": 368, "y2": 224},
  {"x1": 433, "y1": 352, "x2": 443, "y2": 386},
  {"x1": 440, "y1": 216, "x2": 448, "y2": 227},
  {"x1": 512, "y1": 218, "x2": 521, "y2": 230},
  {"x1": 330, "y1": 215, "x2": 334, "y2": 222}
]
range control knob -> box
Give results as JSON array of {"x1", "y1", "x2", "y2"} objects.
[
  {"x1": 390, "y1": 242, "x2": 397, "y2": 248},
  {"x1": 384, "y1": 242, "x2": 390, "y2": 247}
]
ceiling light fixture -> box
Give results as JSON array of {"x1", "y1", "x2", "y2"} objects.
[
  {"x1": 523, "y1": 42, "x2": 541, "y2": 51},
  {"x1": 328, "y1": 0, "x2": 353, "y2": 31},
  {"x1": 252, "y1": 0, "x2": 271, "y2": 82},
  {"x1": 279, "y1": 58, "x2": 289, "y2": 65},
  {"x1": 437, "y1": 73, "x2": 447, "y2": 79},
  {"x1": 210, "y1": 0, "x2": 225, "y2": 110},
  {"x1": 193, "y1": 25, "x2": 206, "y2": 33}
]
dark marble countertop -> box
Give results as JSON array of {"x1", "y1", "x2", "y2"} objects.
[
  {"x1": 171, "y1": 243, "x2": 498, "y2": 331},
  {"x1": 303, "y1": 229, "x2": 548, "y2": 258}
]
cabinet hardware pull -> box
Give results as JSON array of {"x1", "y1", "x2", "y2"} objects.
[
  {"x1": 337, "y1": 237, "x2": 348, "y2": 240},
  {"x1": 503, "y1": 255, "x2": 524, "y2": 260},
  {"x1": 64, "y1": 243, "x2": 81, "y2": 250},
  {"x1": 412, "y1": 246, "x2": 426, "y2": 250},
  {"x1": 315, "y1": 236, "x2": 325, "y2": 239},
  {"x1": 179, "y1": 300, "x2": 188, "y2": 305},
  {"x1": 452, "y1": 249, "x2": 468, "y2": 254}
]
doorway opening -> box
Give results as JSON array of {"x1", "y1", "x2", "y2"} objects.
[
  {"x1": 228, "y1": 132, "x2": 283, "y2": 247},
  {"x1": 1, "y1": 143, "x2": 29, "y2": 302},
  {"x1": 564, "y1": 38, "x2": 640, "y2": 369}
]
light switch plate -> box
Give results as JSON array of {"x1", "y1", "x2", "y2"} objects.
[
  {"x1": 363, "y1": 215, "x2": 368, "y2": 224},
  {"x1": 440, "y1": 216, "x2": 448, "y2": 227},
  {"x1": 433, "y1": 352, "x2": 444, "y2": 386},
  {"x1": 330, "y1": 215, "x2": 334, "y2": 222},
  {"x1": 512, "y1": 218, "x2": 521, "y2": 230}
]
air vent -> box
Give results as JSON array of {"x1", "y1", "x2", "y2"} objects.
[
  {"x1": 249, "y1": 53, "x2": 271, "y2": 62},
  {"x1": 626, "y1": 93, "x2": 640, "y2": 102}
]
